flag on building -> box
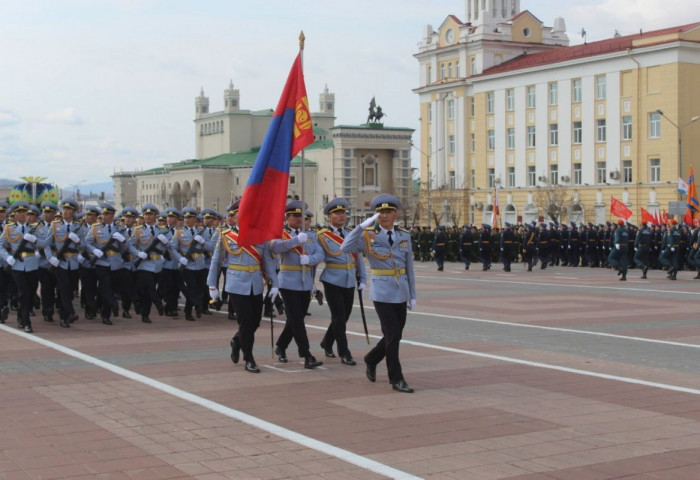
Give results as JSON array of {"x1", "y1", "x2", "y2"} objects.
[
  {"x1": 686, "y1": 166, "x2": 699, "y2": 226},
  {"x1": 610, "y1": 196, "x2": 632, "y2": 220},
  {"x1": 237, "y1": 52, "x2": 314, "y2": 246}
]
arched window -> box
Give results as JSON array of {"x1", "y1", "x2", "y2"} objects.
[{"x1": 448, "y1": 63, "x2": 453, "y2": 78}]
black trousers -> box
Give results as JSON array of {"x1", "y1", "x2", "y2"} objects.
[
  {"x1": 11, "y1": 270, "x2": 38, "y2": 327},
  {"x1": 320, "y1": 281, "x2": 355, "y2": 358},
  {"x1": 276, "y1": 289, "x2": 312, "y2": 358},
  {"x1": 230, "y1": 292, "x2": 263, "y2": 362},
  {"x1": 137, "y1": 270, "x2": 161, "y2": 318},
  {"x1": 38, "y1": 267, "x2": 58, "y2": 316},
  {"x1": 159, "y1": 268, "x2": 180, "y2": 313},
  {"x1": 181, "y1": 268, "x2": 202, "y2": 314},
  {"x1": 95, "y1": 266, "x2": 127, "y2": 320},
  {"x1": 365, "y1": 301, "x2": 406, "y2": 384},
  {"x1": 79, "y1": 267, "x2": 98, "y2": 316},
  {"x1": 120, "y1": 269, "x2": 138, "y2": 313},
  {"x1": 55, "y1": 267, "x2": 79, "y2": 319},
  {"x1": 634, "y1": 247, "x2": 650, "y2": 269},
  {"x1": 0, "y1": 268, "x2": 11, "y2": 309}
]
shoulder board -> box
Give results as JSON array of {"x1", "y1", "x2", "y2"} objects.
[
  {"x1": 30, "y1": 222, "x2": 39, "y2": 227},
  {"x1": 135, "y1": 225, "x2": 145, "y2": 229},
  {"x1": 364, "y1": 226, "x2": 375, "y2": 232},
  {"x1": 397, "y1": 227, "x2": 409, "y2": 233},
  {"x1": 7, "y1": 222, "x2": 16, "y2": 226},
  {"x1": 318, "y1": 228, "x2": 330, "y2": 234},
  {"x1": 52, "y1": 219, "x2": 62, "y2": 223},
  {"x1": 220, "y1": 228, "x2": 231, "y2": 234}
]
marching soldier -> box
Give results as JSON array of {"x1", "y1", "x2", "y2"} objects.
[
  {"x1": 78, "y1": 205, "x2": 100, "y2": 319},
  {"x1": 341, "y1": 194, "x2": 417, "y2": 393},
  {"x1": 522, "y1": 223, "x2": 536, "y2": 271},
  {"x1": 159, "y1": 208, "x2": 181, "y2": 317},
  {"x1": 0, "y1": 201, "x2": 11, "y2": 323},
  {"x1": 316, "y1": 198, "x2": 366, "y2": 365},
  {"x1": 119, "y1": 207, "x2": 141, "y2": 318},
  {"x1": 272, "y1": 200, "x2": 324, "y2": 369},
  {"x1": 500, "y1": 222, "x2": 514, "y2": 272},
  {"x1": 661, "y1": 219, "x2": 682, "y2": 280},
  {"x1": 459, "y1": 224, "x2": 474, "y2": 270},
  {"x1": 634, "y1": 221, "x2": 652, "y2": 278},
  {"x1": 432, "y1": 225, "x2": 447, "y2": 271},
  {"x1": 536, "y1": 223, "x2": 549, "y2": 269},
  {"x1": 567, "y1": 222, "x2": 580, "y2": 267},
  {"x1": 479, "y1": 224, "x2": 492, "y2": 271},
  {"x1": 208, "y1": 199, "x2": 279, "y2": 373},
  {"x1": 609, "y1": 219, "x2": 629, "y2": 281},
  {"x1": 200, "y1": 209, "x2": 220, "y2": 315},
  {"x1": 0, "y1": 201, "x2": 45, "y2": 332},
  {"x1": 132, "y1": 204, "x2": 168, "y2": 323}
]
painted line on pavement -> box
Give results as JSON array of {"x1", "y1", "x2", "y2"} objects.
[{"x1": 0, "y1": 324, "x2": 422, "y2": 480}]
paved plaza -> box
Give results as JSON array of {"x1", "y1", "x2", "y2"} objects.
[{"x1": 1, "y1": 261, "x2": 700, "y2": 479}]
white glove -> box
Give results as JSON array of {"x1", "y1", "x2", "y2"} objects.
[
  {"x1": 615, "y1": 244, "x2": 620, "y2": 250},
  {"x1": 568, "y1": 245, "x2": 571, "y2": 249},
  {"x1": 500, "y1": 247, "x2": 504, "y2": 251},
  {"x1": 137, "y1": 251, "x2": 147, "y2": 259},
  {"x1": 671, "y1": 247, "x2": 676, "y2": 252},
  {"x1": 77, "y1": 254, "x2": 84, "y2": 263},
  {"x1": 68, "y1": 232, "x2": 80, "y2": 243},
  {"x1": 360, "y1": 212, "x2": 380, "y2": 229},
  {"x1": 23, "y1": 233, "x2": 37, "y2": 243},
  {"x1": 268, "y1": 287, "x2": 279, "y2": 299},
  {"x1": 296, "y1": 232, "x2": 307, "y2": 244},
  {"x1": 48, "y1": 256, "x2": 60, "y2": 267},
  {"x1": 179, "y1": 257, "x2": 188, "y2": 266},
  {"x1": 35, "y1": 251, "x2": 40, "y2": 257},
  {"x1": 634, "y1": 247, "x2": 638, "y2": 252},
  {"x1": 209, "y1": 287, "x2": 219, "y2": 300},
  {"x1": 92, "y1": 248, "x2": 104, "y2": 258},
  {"x1": 408, "y1": 299, "x2": 416, "y2": 311},
  {"x1": 299, "y1": 254, "x2": 310, "y2": 265},
  {"x1": 358, "y1": 282, "x2": 366, "y2": 291},
  {"x1": 6, "y1": 256, "x2": 16, "y2": 267},
  {"x1": 112, "y1": 232, "x2": 125, "y2": 243},
  {"x1": 194, "y1": 234, "x2": 204, "y2": 244},
  {"x1": 157, "y1": 234, "x2": 168, "y2": 244}
]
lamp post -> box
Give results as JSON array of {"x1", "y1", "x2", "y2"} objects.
[
  {"x1": 410, "y1": 141, "x2": 443, "y2": 229},
  {"x1": 656, "y1": 109, "x2": 699, "y2": 203}
]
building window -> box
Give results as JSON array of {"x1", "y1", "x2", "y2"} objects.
[
  {"x1": 573, "y1": 163, "x2": 582, "y2": 185},
  {"x1": 487, "y1": 130, "x2": 495, "y2": 150},
  {"x1": 449, "y1": 171, "x2": 456, "y2": 189},
  {"x1": 596, "y1": 162, "x2": 607, "y2": 184},
  {"x1": 427, "y1": 104, "x2": 432, "y2": 122},
  {"x1": 596, "y1": 75, "x2": 606, "y2": 100},
  {"x1": 528, "y1": 166, "x2": 536, "y2": 186},
  {"x1": 508, "y1": 167, "x2": 515, "y2": 187},
  {"x1": 622, "y1": 116, "x2": 632, "y2": 140},
  {"x1": 573, "y1": 121, "x2": 582, "y2": 144},
  {"x1": 449, "y1": 135, "x2": 456, "y2": 154},
  {"x1": 486, "y1": 92, "x2": 494, "y2": 114},
  {"x1": 469, "y1": 97, "x2": 475, "y2": 117},
  {"x1": 427, "y1": 65, "x2": 432, "y2": 84},
  {"x1": 650, "y1": 158, "x2": 661, "y2": 182},
  {"x1": 290, "y1": 175, "x2": 296, "y2": 185},
  {"x1": 471, "y1": 169, "x2": 475, "y2": 188},
  {"x1": 549, "y1": 83, "x2": 558, "y2": 106},
  {"x1": 455, "y1": 61, "x2": 460, "y2": 77},
  {"x1": 363, "y1": 161, "x2": 377, "y2": 186},
  {"x1": 549, "y1": 124, "x2": 558, "y2": 146},
  {"x1": 527, "y1": 86, "x2": 536, "y2": 108},
  {"x1": 527, "y1": 126, "x2": 536, "y2": 147},
  {"x1": 649, "y1": 112, "x2": 661, "y2": 138},
  {"x1": 428, "y1": 137, "x2": 433, "y2": 155},
  {"x1": 596, "y1": 119, "x2": 607, "y2": 142},
  {"x1": 507, "y1": 128, "x2": 515, "y2": 149},
  {"x1": 623, "y1": 160, "x2": 633, "y2": 183},
  {"x1": 470, "y1": 56, "x2": 477, "y2": 75},
  {"x1": 448, "y1": 62, "x2": 453, "y2": 78},
  {"x1": 440, "y1": 63, "x2": 445, "y2": 79},
  {"x1": 448, "y1": 99, "x2": 455, "y2": 119},
  {"x1": 572, "y1": 79, "x2": 582, "y2": 103},
  {"x1": 550, "y1": 164, "x2": 559, "y2": 185},
  {"x1": 470, "y1": 133, "x2": 475, "y2": 152},
  {"x1": 506, "y1": 89, "x2": 514, "y2": 111},
  {"x1": 488, "y1": 168, "x2": 495, "y2": 188}
]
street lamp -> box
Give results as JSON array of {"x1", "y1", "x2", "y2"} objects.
[
  {"x1": 410, "y1": 141, "x2": 443, "y2": 229},
  {"x1": 656, "y1": 109, "x2": 700, "y2": 203}
]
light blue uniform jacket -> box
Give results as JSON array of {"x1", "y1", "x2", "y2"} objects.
[
  {"x1": 270, "y1": 228, "x2": 324, "y2": 291},
  {"x1": 317, "y1": 227, "x2": 367, "y2": 289}
]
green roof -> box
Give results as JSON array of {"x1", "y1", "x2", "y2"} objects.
[{"x1": 332, "y1": 124, "x2": 414, "y2": 132}]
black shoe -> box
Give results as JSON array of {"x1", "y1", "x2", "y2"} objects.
[
  {"x1": 230, "y1": 338, "x2": 240, "y2": 364},
  {"x1": 102, "y1": 317, "x2": 113, "y2": 325},
  {"x1": 314, "y1": 290, "x2": 324, "y2": 306},
  {"x1": 465, "y1": 266, "x2": 469, "y2": 270},
  {"x1": 24, "y1": 324, "x2": 34, "y2": 334},
  {"x1": 340, "y1": 356, "x2": 356, "y2": 366},
  {"x1": 304, "y1": 355, "x2": 323, "y2": 369},
  {"x1": 320, "y1": 343, "x2": 335, "y2": 358},
  {"x1": 670, "y1": 272, "x2": 677, "y2": 280},
  {"x1": 694, "y1": 274, "x2": 700, "y2": 279},
  {"x1": 263, "y1": 309, "x2": 273, "y2": 318},
  {"x1": 195, "y1": 306, "x2": 202, "y2": 319},
  {"x1": 155, "y1": 302, "x2": 165, "y2": 316},
  {"x1": 134, "y1": 303, "x2": 141, "y2": 315},
  {"x1": 112, "y1": 304, "x2": 119, "y2": 317},
  {"x1": 44, "y1": 314, "x2": 54, "y2": 323},
  {"x1": 275, "y1": 302, "x2": 285, "y2": 315},
  {"x1": 245, "y1": 361, "x2": 260, "y2": 373},
  {"x1": 122, "y1": 310, "x2": 132, "y2": 319},
  {"x1": 641, "y1": 273, "x2": 647, "y2": 279},
  {"x1": 392, "y1": 379, "x2": 414, "y2": 393},
  {"x1": 185, "y1": 313, "x2": 195, "y2": 321},
  {"x1": 275, "y1": 346, "x2": 287, "y2": 363},
  {"x1": 365, "y1": 362, "x2": 376, "y2": 382},
  {"x1": 142, "y1": 317, "x2": 152, "y2": 323},
  {"x1": 438, "y1": 267, "x2": 443, "y2": 271},
  {"x1": 228, "y1": 311, "x2": 237, "y2": 321},
  {"x1": 59, "y1": 318, "x2": 70, "y2": 328},
  {"x1": 1, "y1": 306, "x2": 8, "y2": 322},
  {"x1": 619, "y1": 274, "x2": 626, "y2": 281}
]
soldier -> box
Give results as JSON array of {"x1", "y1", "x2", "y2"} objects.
[
  {"x1": 84, "y1": 202, "x2": 143, "y2": 325},
  {"x1": 548, "y1": 223, "x2": 559, "y2": 266},
  {"x1": 272, "y1": 200, "x2": 324, "y2": 369},
  {"x1": 585, "y1": 222, "x2": 599, "y2": 267},
  {"x1": 119, "y1": 206, "x2": 140, "y2": 319},
  {"x1": 200, "y1": 209, "x2": 220, "y2": 315},
  {"x1": 341, "y1": 194, "x2": 416, "y2": 393},
  {"x1": 634, "y1": 221, "x2": 652, "y2": 279},
  {"x1": 500, "y1": 222, "x2": 515, "y2": 272},
  {"x1": 567, "y1": 221, "x2": 580, "y2": 267},
  {"x1": 609, "y1": 219, "x2": 629, "y2": 281},
  {"x1": 78, "y1": 205, "x2": 100, "y2": 319},
  {"x1": 522, "y1": 223, "x2": 536, "y2": 271},
  {"x1": 479, "y1": 224, "x2": 492, "y2": 271},
  {"x1": 45, "y1": 198, "x2": 84, "y2": 328},
  {"x1": 159, "y1": 208, "x2": 181, "y2": 317},
  {"x1": 459, "y1": 224, "x2": 474, "y2": 270},
  {"x1": 689, "y1": 224, "x2": 700, "y2": 279},
  {"x1": 208, "y1": 199, "x2": 279, "y2": 373},
  {"x1": 0, "y1": 201, "x2": 11, "y2": 323},
  {"x1": 432, "y1": 225, "x2": 447, "y2": 271},
  {"x1": 537, "y1": 223, "x2": 549, "y2": 269},
  {"x1": 316, "y1": 198, "x2": 366, "y2": 365},
  {"x1": 132, "y1": 204, "x2": 168, "y2": 323},
  {"x1": 661, "y1": 219, "x2": 682, "y2": 280},
  {"x1": 0, "y1": 201, "x2": 45, "y2": 332}
]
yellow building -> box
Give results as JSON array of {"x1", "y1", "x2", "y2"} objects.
[{"x1": 415, "y1": 1, "x2": 700, "y2": 227}]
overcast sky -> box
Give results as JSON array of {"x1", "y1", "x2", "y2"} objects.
[{"x1": 1, "y1": 0, "x2": 697, "y2": 188}]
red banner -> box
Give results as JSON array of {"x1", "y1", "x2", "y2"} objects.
[
  {"x1": 610, "y1": 196, "x2": 632, "y2": 220},
  {"x1": 640, "y1": 207, "x2": 655, "y2": 225}
]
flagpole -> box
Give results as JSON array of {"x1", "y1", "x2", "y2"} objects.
[{"x1": 299, "y1": 31, "x2": 308, "y2": 289}]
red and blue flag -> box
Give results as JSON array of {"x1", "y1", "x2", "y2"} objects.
[{"x1": 238, "y1": 53, "x2": 314, "y2": 246}]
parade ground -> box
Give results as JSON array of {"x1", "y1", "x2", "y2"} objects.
[{"x1": 2, "y1": 261, "x2": 700, "y2": 480}]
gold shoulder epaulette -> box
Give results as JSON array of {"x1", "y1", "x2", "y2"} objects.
[
  {"x1": 52, "y1": 219, "x2": 62, "y2": 223},
  {"x1": 220, "y1": 228, "x2": 231, "y2": 234},
  {"x1": 135, "y1": 225, "x2": 145, "y2": 229},
  {"x1": 318, "y1": 227, "x2": 330, "y2": 234}
]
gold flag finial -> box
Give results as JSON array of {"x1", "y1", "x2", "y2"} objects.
[{"x1": 299, "y1": 31, "x2": 305, "y2": 50}]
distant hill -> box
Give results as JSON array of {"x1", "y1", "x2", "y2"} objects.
[
  {"x1": 59, "y1": 181, "x2": 114, "y2": 195},
  {"x1": 0, "y1": 178, "x2": 20, "y2": 187}
]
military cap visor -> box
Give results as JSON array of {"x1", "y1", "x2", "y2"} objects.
[{"x1": 61, "y1": 202, "x2": 76, "y2": 210}]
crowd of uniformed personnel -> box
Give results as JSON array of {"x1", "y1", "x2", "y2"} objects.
[
  {"x1": 0, "y1": 193, "x2": 418, "y2": 393},
  {"x1": 411, "y1": 220, "x2": 700, "y2": 281}
]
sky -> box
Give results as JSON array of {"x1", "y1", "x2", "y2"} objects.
[{"x1": 1, "y1": 0, "x2": 697, "y2": 189}]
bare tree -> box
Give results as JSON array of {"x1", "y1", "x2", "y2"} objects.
[{"x1": 533, "y1": 179, "x2": 572, "y2": 223}]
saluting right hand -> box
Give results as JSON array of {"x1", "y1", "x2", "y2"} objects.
[{"x1": 360, "y1": 212, "x2": 380, "y2": 229}]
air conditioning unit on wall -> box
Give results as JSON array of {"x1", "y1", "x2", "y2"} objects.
[
  {"x1": 537, "y1": 175, "x2": 547, "y2": 182},
  {"x1": 473, "y1": 201, "x2": 484, "y2": 209},
  {"x1": 560, "y1": 175, "x2": 570, "y2": 183},
  {"x1": 609, "y1": 171, "x2": 620, "y2": 180}
]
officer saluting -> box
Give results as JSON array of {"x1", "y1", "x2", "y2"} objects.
[
  {"x1": 317, "y1": 198, "x2": 366, "y2": 365},
  {"x1": 341, "y1": 194, "x2": 417, "y2": 393}
]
